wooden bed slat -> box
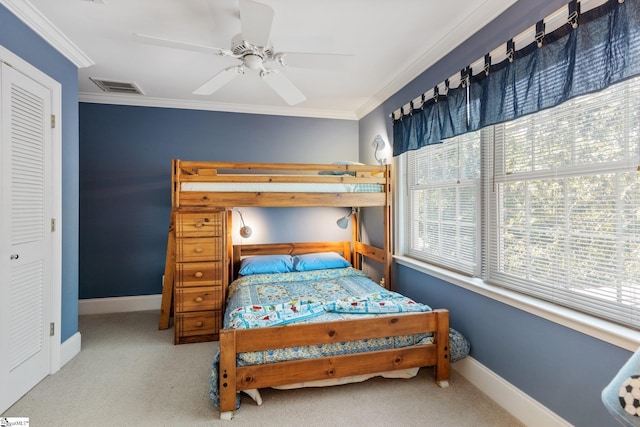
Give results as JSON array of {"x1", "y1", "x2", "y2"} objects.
[
  {"x1": 354, "y1": 241, "x2": 386, "y2": 264},
  {"x1": 179, "y1": 174, "x2": 386, "y2": 184},
  {"x1": 235, "y1": 346, "x2": 437, "y2": 390},
  {"x1": 231, "y1": 312, "x2": 438, "y2": 353},
  {"x1": 177, "y1": 160, "x2": 385, "y2": 173},
  {"x1": 178, "y1": 192, "x2": 386, "y2": 208}
]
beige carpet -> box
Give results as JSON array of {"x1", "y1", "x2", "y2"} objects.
[{"x1": 3, "y1": 311, "x2": 523, "y2": 426}]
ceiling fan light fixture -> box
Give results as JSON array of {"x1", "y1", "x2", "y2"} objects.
[{"x1": 243, "y1": 53, "x2": 264, "y2": 70}]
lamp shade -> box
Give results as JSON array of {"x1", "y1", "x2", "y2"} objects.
[
  {"x1": 336, "y1": 216, "x2": 350, "y2": 229},
  {"x1": 336, "y1": 208, "x2": 355, "y2": 229},
  {"x1": 234, "y1": 208, "x2": 253, "y2": 238},
  {"x1": 239, "y1": 225, "x2": 252, "y2": 238}
]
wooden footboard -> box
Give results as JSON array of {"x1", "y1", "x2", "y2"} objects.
[{"x1": 218, "y1": 309, "x2": 450, "y2": 418}]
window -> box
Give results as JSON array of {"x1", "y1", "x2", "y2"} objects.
[
  {"x1": 406, "y1": 130, "x2": 481, "y2": 276},
  {"x1": 404, "y1": 76, "x2": 640, "y2": 329}
]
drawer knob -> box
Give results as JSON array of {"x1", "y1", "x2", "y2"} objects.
[
  {"x1": 194, "y1": 271, "x2": 204, "y2": 278},
  {"x1": 194, "y1": 247, "x2": 203, "y2": 253},
  {"x1": 196, "y1": 321, "x2": 204, "y2": 328},
  {"x1": 194, "y1": 222, "x2": 204, "y2": 228},
  {"x1": 195, "y1": 296, "x2": 204, "y2": 303}
]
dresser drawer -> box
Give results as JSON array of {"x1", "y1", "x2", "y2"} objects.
[
  {"x1": 175, "y1": 261, "x2": 223, "y2": 287},
  {"x1": 176, "y1": 237, "x2": 222, "y2": 262},
  {"x1": 175, "y1": 211, "x2": 224, "y2": 238},
  {"x1": 175, "y1": 286, "x2": 222, "y2": 312},
  {"x1": 175, "y1": 311, "x2": 221, "y2": 337}
]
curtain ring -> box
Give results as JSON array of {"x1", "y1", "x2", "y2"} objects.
[
  {"x1": 484, "y1": 54, "x2": 491, "y2": 76},
  {"x1": 568, "y1": 10, "x2": 579, "y2": 28},
  {"x1": 432, "y1": 86, "x2": 439, "y2": 103},
  {"x1": 568, "y1": 0, "x2": 580, "y2": 29},
  {"x1": 535, "y1": 20, "x2": 545, "y2": 48},
  {"x1": 507, "y1": 39, "x2": 515, "y2": 63},
  {"x1": 460, "y1": 67, "x2": 470, "y2": 88}
]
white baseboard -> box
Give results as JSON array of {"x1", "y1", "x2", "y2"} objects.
[
  {"x1": 60, "y1": 332, "x2": 81, "y2": 368},
  {"x1": 452, "y1": 357, "x2": 572, "y2": 427},
  {"x1": 78, "y1": 294, "x2": 162, "y2": 316}
]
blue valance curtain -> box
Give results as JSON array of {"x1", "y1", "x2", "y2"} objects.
[{"x1": 393, "y1": 0, "x2": 640, "y2": 156}]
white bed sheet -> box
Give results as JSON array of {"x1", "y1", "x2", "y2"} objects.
[{"x1": 181, "y1": 182, "x2": 380, "y2": 193}]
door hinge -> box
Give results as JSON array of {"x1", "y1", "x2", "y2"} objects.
[
  {"x1": 51, "y1": 114, "x2": 56, "y2": 129},
  {"x1": 51, "y1": 218, "x2": 56, "y2": 232},
  {"x1": 50, "y1": 322, "x2": 55, "y2": 336}
]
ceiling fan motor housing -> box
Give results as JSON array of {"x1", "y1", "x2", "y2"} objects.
[{"x1": 231, "y1": 33, "x2": 274, "y2": 67}]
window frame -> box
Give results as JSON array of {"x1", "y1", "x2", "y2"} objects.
[{"x1": 396, "y1": 77, "x2": 640, "y2": 348}]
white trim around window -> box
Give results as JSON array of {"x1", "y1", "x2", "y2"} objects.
[{"x1": 394, "y1": 254, "x2": 640, "y2": 352}]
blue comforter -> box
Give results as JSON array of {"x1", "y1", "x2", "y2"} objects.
[{"x1": 209, "y1": 268, "x2": 468, "y2": 410}]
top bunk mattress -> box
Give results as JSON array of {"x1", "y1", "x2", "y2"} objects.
[{"x1": 180, "y1": 181, "x2": 383, "y2": 193}]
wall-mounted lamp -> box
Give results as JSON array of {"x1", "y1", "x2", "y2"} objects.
[
  {"x1": 233, "y1": 208, "x2": 252, "y2": 238},
  {"x1": 336, "y1": 208, "x2": 356, "y2": 229},
  {"x1": 372, "y1": 135, "x2": 387, "y2": 165}
]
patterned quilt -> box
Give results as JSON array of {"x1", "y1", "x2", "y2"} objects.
[{"x1": 209, "y1": 268, "x2": 467, "y2": 410}]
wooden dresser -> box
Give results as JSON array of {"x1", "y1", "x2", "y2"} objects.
[{"x1": 163, "y1": 209, "x2": 227, "y2": 344}]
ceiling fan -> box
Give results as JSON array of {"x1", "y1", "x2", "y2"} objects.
[{"x1": 134, "y1": 0, "x2": 352, "y2": 105}]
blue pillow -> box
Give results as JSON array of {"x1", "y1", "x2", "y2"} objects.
[
  {"x1": 293, "y1": 252, "x2": 351, "y2": 272},
  {"x1": 238, "y1": 254, "x2": 294, "y2": 275}
]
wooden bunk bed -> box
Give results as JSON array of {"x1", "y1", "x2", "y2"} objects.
[{"x1": 158, "y1": 159, "x2": 451, "y2": 419}]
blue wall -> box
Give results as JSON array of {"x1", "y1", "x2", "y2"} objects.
[
  {"x1": 358, "y1": 0, "x2": 633, "y2": 425},
  {"x1": 4, "y1": 0, "x2": 633, "y2": 424},
  {"x1": 79, "y1": 103, "x2": 358, "y2": 298},
  {"x1": 0, "y1": 5, "x2": 79, "y2": 342}
]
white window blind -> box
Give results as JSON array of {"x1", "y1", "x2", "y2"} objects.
[
  {"x1": 407, "y1": 131, "x2": 481, "y2": 276},
  {"x1": 485, "y1": 77, "x2": 640, "y2": 328}
]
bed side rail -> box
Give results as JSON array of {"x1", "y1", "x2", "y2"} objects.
[{"x1": 176, "y1": 160, "x2": 387, "y2": 178}]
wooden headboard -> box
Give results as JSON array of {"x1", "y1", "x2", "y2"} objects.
[{"x1": 232, "y1": 241, "x2": 351, "y2": 280}]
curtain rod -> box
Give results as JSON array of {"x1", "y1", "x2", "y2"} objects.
[{"x1": 390, "y1": 0, "x2": 611, "y2": 120}]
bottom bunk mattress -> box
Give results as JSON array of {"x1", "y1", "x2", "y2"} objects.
[{"x1": 209, "y1": 267, "x2": 470, "y2": 410}]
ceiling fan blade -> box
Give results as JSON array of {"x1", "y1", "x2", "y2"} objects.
[
  {"x1": 239, "y1": 0, "x2": 274, "y2": 46},
  {"x1": 260, "y1": 70, "x2": 306, "y2": 105},
  {"x1": 133, "y1": 33, "x2": 233, "y2": 56},
  {"x1": 193, "y1": 67, "x2": 243, "y2": 95},
  {"x1": 276, "y1": 52, "x2": 355, "y2": 70}
]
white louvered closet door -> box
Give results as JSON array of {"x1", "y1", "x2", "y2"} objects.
[{"x1": 0, "y1": 61, "x2": 53, "y2": 413}]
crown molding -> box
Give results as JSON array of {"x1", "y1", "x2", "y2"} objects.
[
  {"x1": 354, "y1": 0, "x2": 518, "y2": 120},
  {"x1": 1, "y1": 0, "x2": 94, "y2": 68},
  {"x1": 78, "y1": 92, "x2": 358, "y2": 120}
]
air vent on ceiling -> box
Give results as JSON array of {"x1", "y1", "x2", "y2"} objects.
[{"x1": 90, "y1": 78, "x2": 144, "y2": 95}]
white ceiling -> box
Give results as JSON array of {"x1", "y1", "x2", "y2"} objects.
[{"x1": 23, "y1": 0, "x2": 518, "y2": 119}]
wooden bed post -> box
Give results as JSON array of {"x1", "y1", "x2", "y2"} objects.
[
  {"x1": 219, "y1": 329, "x2": 237, "y2": 420},
  {"x1": 434, "y1": 309, "x2": 451, "y2": 387},
  {"x1": 226, "y1": 209, "x2": 233, "y2": 306},
  {"x1": 383, "y1": 164, "x2": 392, "y2": 290},
  {"x1": 352, "y1": 208, "x2": 360, "y2": 270},
  {"x1": 159, "y1": 211, "x2": 175, "y2": 330}
]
